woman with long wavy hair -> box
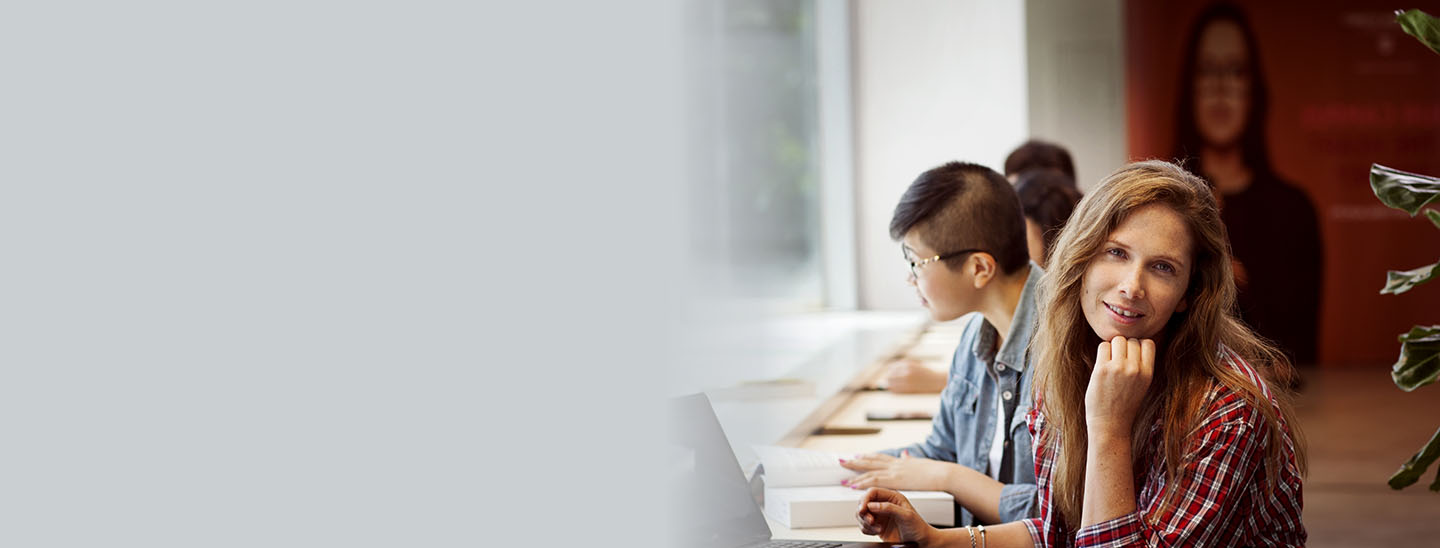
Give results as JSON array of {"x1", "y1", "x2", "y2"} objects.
[{"x1": 855, "y1": 160, "x2": 1306, "y2": 547}]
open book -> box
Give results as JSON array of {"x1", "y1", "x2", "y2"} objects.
[{"x1": 754, "y1": 446, "x2": 955, "y2": 529}]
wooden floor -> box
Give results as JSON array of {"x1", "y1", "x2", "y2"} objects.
[{"x1": 1296, "y1": 367, "x2": 1440, "y2": 547}]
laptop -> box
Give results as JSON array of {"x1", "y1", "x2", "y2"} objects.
[{"x1": 667, "y1": 393, "x2": 914, "y2": 548}]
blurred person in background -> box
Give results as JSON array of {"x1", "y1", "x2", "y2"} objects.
[
  {"x1": 1014, "y1": 168, "x2": 1082, "y2": 267},
  {"x1": 1004, "y1": 140, "x2": 1077, "y2": 188},
  {"x1": 1172, "y1": 2, "x2": 1322, "y2": 367}
]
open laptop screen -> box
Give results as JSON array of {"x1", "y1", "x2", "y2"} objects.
[{"x1": 667, "y1": 393, "x2": 772, "y2": 548}]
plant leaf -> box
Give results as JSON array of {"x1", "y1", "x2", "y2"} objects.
[
  {"x1": 1391, "y1": 426, "x2": 1440, "y2": 489},
  {"x1": 1397, "y1": 9, "x2": 1440, "y2": 56},
  {"x1": 1371, "y1": 164, "x2": 1440, "y2": 215},
  {"x1": 1392, "y1": 325, "x2": 1440, "y2": 391},
  {"x1": 1427, "y1": 209, "x2": 1440, "y2": 230},
  {"x1": 1432, "y1": 460, "x2": 1440, "y2": 491},
  {"x1": 1381, "y1": 261, "x2": 1440, "y2": 295}
]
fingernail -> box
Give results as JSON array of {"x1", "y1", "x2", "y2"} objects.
[
  {"x1": 838, "y1": 458, "x2": 846, "y2": 464},
  {"x1": 841, "y1": 479, "x2": 849, "y2": 486}
]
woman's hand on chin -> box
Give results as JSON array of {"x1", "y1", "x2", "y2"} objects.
[
  {"x1": 856, "y1": 488, "x2": 935, "y2": 545},
  {"x1": 1084, "y1": 336, "x2": 1155, "y2": 437}
]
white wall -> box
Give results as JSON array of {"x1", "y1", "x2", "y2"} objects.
[
  {"x1": 852, "y1": 0, "x2": 1030, "y2": 310},
  {"x1": 818, "y1": 0, "x2": 859, "y2": 310},
  {"x1": 1025, "y1": 0, "x2": 1126, "y2": 192}
]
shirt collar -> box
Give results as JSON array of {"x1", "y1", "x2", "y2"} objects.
[{"x1": 972, "y1": 261, "x2": 1044, "y2": 370}]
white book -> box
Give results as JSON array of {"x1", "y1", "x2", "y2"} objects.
[
  {"x1": 753, "y1": 445, "x2": 855, "y2": 488},
  {"x1": 753, "y1": 446, "x2": 955, "y2": 529}
]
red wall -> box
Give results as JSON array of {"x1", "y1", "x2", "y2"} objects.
[{"x1": 1126, "y1": 0, "x2": 1440, "y2": 367}]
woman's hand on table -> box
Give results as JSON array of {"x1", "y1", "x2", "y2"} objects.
[
  {"x1": 857, "y1": 488, "x2": 935, "y2": 545},
  {"x1": 839, "y1": 450, "x2": 954, "y2": 492}
]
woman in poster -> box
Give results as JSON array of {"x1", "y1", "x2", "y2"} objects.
[{"x1": 1172, "y1": 2, "x2": 1323, "y2": 367}]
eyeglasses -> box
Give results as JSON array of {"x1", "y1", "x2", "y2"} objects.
[
  {"x1": 904, "y1": 248, "x2": 987, "y2": 277},
  {"x1": 1196, "y1": 60, "x2": 1249, "y2": 93},
  {"x1": 1196, "y1": 60, "x2": 1248, "y2": 80}
]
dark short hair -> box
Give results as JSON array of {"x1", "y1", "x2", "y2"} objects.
[
  {"x1": 889, "y1": 162, "x2": 1029, "y2": 275},
  {"x1": 1014, "y1": 168, "x2": 1082, "y2": 263},
  {"x1": 1004, "y1": 140, "x2": 1076, "y2": 181}
]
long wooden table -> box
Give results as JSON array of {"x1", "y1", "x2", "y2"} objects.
[{"x1": 764, "y1": 323, "x2": 965, "y2": 541}]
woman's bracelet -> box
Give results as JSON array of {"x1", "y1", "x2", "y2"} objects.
[
  {"x1": 977, "y1": 524, "x2": 987, "y2": 548},
  {"x1": 965, "y1": 525, "x2": 977, "y2": 548}
]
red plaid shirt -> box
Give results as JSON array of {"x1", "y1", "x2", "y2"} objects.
[{"x1": 1022, "y1": 346, "x2": 1305, "y2": 547}]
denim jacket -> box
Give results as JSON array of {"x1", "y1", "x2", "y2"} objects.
[{"x1": 882, "y1": 262, "x2": 1042, "y2": 526}]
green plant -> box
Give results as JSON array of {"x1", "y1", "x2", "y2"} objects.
[{"x1": 1369, "y1": 8, "x2": 1440, "y2": 492}]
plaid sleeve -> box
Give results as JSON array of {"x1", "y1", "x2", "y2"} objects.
[
  {"x1": 1074, "y1": 512, "x2": 1143, "y2": 547},
  {"x1": 1075, "y1": 391, "x2": 1265, "y2": 547},
  {"x1": 1141, "y1": 395, "x2": 1264, "y2": 545},
  {"x1": 1025, "y1": 408, "x2": 1058, "y2": 547},
  {"x1": 1023, "y1": 517, "x2": 1045, "y2": 546}
]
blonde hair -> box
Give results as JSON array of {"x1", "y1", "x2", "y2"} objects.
[{"x1": 1033, "y1": 160, "x2": 1305, "y2": 531}]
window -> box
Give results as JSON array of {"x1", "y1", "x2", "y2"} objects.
[{"x1": 690, "y1": 0, "x2": 824, "y2": 308}]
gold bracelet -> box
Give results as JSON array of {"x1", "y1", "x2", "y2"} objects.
[
  {"x1": 966, "y1": 525, "x2": 977, "y2": 548},
  {"x1": 977, "y1": 524, "x2": 987, "y2": 548}
]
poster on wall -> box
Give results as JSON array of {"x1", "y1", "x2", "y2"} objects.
[{"x1": 1126, "y1": 0, "x2": 1440, "y2": 367}]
